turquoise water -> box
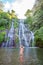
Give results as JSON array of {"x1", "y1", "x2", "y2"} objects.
[{"x1": 0, "y1": 47, "x2": 43, "y2": 65}]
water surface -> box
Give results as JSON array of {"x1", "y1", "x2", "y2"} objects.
[{"x1": 0, "y1": 47, "x2": 43, "y2": 65}]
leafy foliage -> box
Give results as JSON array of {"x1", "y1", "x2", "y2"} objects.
[
  {"x1": 34, "y1": 27, "x2": 43, "y2": 47},
  {"x1": 24, "y1": 0, "x2": 43, "y2": 47}
]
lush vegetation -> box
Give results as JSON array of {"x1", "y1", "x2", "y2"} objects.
[
  {"x1": 0, "y1": 1, "x2": 18, "y2": 46},
  {"x1": 0, "y1": 10, "x2": 11, "y2": 46},
  {"x1": 0, "y1": 10, "x2": 11, "y2": 30},
  {"x1": 24, "y1": 0, "x2": 43, "y2": 47},
  {"x1": 34, "y1": 27, "x2": 43, "y2": 47}
]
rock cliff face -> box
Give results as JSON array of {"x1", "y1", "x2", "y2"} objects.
[
  {"x1": 32, "y1": 0, "x2": 43, "y2": 47},
  {"x1": 24, "y1": 0, "x2": 43, "y2": 47},
  {"x1": 32, "y1": 0, "x2": 43, "y2": 30}
]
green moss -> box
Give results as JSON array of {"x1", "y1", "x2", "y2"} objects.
[
  {"x1": 0, "y1": 26, "x2": 6, "y2": 30},
  {"x1": 15, "y1": 36, "x2": 19, "y2": 44},
  {"x1": 0, "y1": 32, "x2": 6, "y2": 44},
  {"x1": 35, "y1": 38, "x2": 43, "y2": 47}
]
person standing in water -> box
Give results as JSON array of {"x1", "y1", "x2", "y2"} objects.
[{"x1": 19, "y1": 45, "x2": 24, "y2": 65}]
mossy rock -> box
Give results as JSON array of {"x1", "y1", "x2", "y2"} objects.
[
  {"x1": 0, "y1": 32, "x2": 6, "y2": 46},
  {"x1": 35, "y1": 38, "x2": 43, "y2": 48}
]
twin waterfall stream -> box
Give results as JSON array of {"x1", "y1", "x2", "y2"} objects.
[
  {"x1": 0, "y1": 19, "x2": 42, "y2": 65},
  {"x1": 19, "y1": 19, "x2": 34, "y2": 47},
  {"x1": 2, "y1": 19, "x2": 34, "y2": 47}
]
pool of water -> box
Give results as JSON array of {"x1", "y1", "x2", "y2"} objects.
[{"x1": 0, "y1": 47, "x2": 43, "y2": 65}]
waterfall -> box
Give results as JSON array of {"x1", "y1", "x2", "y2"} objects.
[
  {"x1": 2, "y1": 22, "x2": 15, "y2": 47},
  {"x1": 19, "y1": 19, "x2": 34, "y2": 47},
  {"x1": 2, "y1": 19, "x2": 34, "y2": 47}
]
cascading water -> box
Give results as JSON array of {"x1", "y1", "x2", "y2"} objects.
[
  {"x1": 2, "y1": 22, "x2": 15, "y2": 47},
  {"x1": 19, "y1": 19, "x2": 34, "y2": 47},
  {"x1": 21, "y1": 21, "x2": 29, "y2": 46}
]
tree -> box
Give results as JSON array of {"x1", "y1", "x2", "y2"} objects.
[
  {"x1": 10, "y1": 10, "x2": 17, "y2": 19},
  {"x1": 24, "y1": 9, "x2": 33, "y2": 29},
  {"x1": 25, "y1": 9, "x2": 32, "y2": 17},
  {"x1": 11, "y1": 10, "x2": 15, "y2": 13},
  {"x1": 0, "y1": 1, "x2": 4, "y2": 10}
]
